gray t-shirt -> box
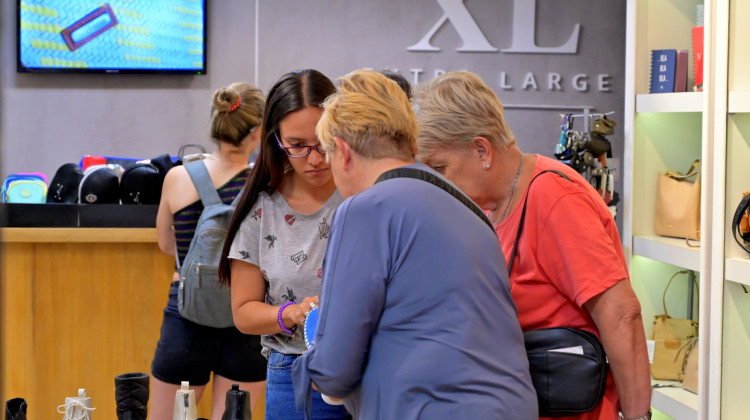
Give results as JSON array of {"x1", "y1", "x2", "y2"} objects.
[{"x1": 228, "y1": 188, "x2": 343, "y2": 357}]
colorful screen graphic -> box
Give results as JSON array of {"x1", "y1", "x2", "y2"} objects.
[{"x1": 18, "y1": 0, "x2": 206, "y2": 74}]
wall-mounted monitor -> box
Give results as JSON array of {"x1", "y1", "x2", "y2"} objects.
[{"x1": 17, "y1": 0, "x2": 207, "y2": 74}]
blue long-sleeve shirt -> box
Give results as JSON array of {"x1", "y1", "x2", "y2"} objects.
[{"x1": 292, "y1": 164, "x2": 538, "y2": 420}]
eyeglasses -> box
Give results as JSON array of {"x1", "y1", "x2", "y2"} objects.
[{"x1": 274, "y1": 132, "x2": 326, "y2": 158}]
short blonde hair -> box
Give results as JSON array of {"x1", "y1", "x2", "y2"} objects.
[
  {"x1": 317, "y1": 69, "x2": 417, "y2": 160},
  {"x1": 412, "y1": 71, "x2": 515, "y2": 160}
]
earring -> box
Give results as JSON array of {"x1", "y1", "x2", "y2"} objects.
[{"x1": 485, "y1": 163, "x2": 491, "y2": 169}]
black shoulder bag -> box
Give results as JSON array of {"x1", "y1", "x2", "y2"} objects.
[
  {"x1": 377, "y1": 167, "x2": 608, "y2": 417},
  {"x1": 510, "y1": 170, "x2": 608, "y2": 417},
  {"x1": 732, "y1": 192, "x2": 750, "y2": 255}
]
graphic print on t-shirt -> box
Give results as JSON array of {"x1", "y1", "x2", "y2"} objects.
[
  {"x1": 282, "y1": 287, "x2": 297, "y2": 303},
  {"x1": 318, "y1": 217, "x2": 330, "y2": 239},
  {"x1": 264, "y1": 234, "x2": 277, "y2": 248},
  {"x1": 284, "y1": 214, "x2": 296, "y2": 225},
  {"x1": 238, "y1": 250, "x2": 250, "y2": 259},
  {"x1": 251, "y1": 208, "x2": 261, "y2": 220},
  {"x1": 291, "y1": 250, "x2": 307, "y2": 265}
]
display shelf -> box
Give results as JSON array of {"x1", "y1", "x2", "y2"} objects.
[
  {"x1": 633, "y1": 236, "x2": 701, "y2": 271},
  {"x1": 636, "y1": 93, "x2": 703, "y2": 113},
  {"x1": 651, "y1": 380, "x2": 698, "y2": 420},
  {"x1": 725, "y1": 256, "x2": 750, "y2": 286},
  {"x1": 728, "y1": 91, "x2": 750, "y2": 113},
  {"x1": 721, "y1": 282, "x2": 750, "y2": 419}
]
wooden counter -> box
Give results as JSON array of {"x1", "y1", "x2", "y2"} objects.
[{"x1": 0, "y1": 228, "x2": 232, "y2": 418}]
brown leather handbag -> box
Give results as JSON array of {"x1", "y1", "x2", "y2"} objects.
[
  {"x1": 650, "y1": 270, "x2": 699, "y2": 380},
  {"x1": 654, "y1": 159, "x2": 701, "y2": 241}
]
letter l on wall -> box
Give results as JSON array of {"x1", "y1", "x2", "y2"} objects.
[{"x1": 502, "y1": 0, "x2": 580, "y2": 54}]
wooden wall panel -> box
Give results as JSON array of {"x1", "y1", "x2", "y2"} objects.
[{"x1": 0, "y1": 234, "x2": 226, "y2": 418}]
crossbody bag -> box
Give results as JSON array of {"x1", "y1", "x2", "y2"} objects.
[{"x1": 509, "y1": 170, "x2": 608, "y2": 417}]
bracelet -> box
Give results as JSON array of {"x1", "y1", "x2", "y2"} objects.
[
  {"x1": 618, "y1": 410, "x2": 652, "y2": 420},
  {"x1": 278, "y1": 302, "x2": 295, "y2": 334}
]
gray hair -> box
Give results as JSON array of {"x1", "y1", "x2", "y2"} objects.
[{"x1": 412, "y1": 71, "x2": 515, "y2": 159}]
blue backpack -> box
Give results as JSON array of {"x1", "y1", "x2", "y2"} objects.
[
  {"x1": 2, "y1": 173, "x2": 48, "y2": 203},
  {"x1": 177, "y1": 160, "x2": 241, "y2": 328}
]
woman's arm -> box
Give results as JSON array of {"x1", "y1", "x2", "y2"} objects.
[
  {"x1": 230, "y1": 259, "x2": 317, "y2": 335},
  {"x1": 584, "y1": 280, "x2": 652, "y2": 419},
  {"x1": 156, "y1": 169, "x2": 179, "y2": 256}
]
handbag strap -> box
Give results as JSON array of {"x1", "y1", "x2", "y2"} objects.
[
  {"x1": 374, "y1": 167, "x2": 495, "y2": 233},
  {"x1": 666, "y1": 159, "x2": 700, "y2": 181},
  {"x1": 732, "y1": 192, "x2": 750, "y2": 254},
  {"x1": 662, "y1": 270, "x2": 699, "y2": 318},
  {"x1": 508, "y1": 169, "x2": 571, "y2": 275}
]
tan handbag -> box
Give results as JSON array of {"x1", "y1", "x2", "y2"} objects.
[
  {"x1": 680, "y1": 337, "x2": 699, "y2": 393},
  {"x1": 654, "y1": 159, "x2": 701, "y2": 240},
  {"x1": 650, "y1": 270, "x2": 699, "y2": 380}
]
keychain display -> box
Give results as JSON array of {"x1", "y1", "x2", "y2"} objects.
[{"x1": 554, "y1": 113, "x2": 619, "y2": 216}]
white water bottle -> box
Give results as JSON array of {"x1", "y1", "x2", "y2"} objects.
[{"x1": 172, "y1": 381, "x2": 197, "y2": 420}]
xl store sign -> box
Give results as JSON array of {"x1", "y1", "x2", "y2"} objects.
[{"x1": 400, "y1": 0, "x2": 612, "y2": 94}]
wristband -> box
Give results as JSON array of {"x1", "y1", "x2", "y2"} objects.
[{"x1": 278, "y1": 302, "x2": 295, "y2": 334}]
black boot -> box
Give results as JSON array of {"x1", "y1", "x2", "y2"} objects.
[
  {"x1": 221, "y1": 384, "x2": 251, "y2": 420},
  {"x1": 114, "y1": 372, "x2": 149, "y2": 420},
  {"x1": 5, "y1": 398, "x2": 27, "y2": 420}
]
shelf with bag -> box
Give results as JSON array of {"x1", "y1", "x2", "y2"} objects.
[
  {"x1": 629, "y1": 261, "x2": 700, "y2": 420},
  {"x1": 625, "y1": 1, "x2": 710, "y2": 418},
  {"x1": 647, "y1": 269, "x2": 700, "y2": 420},
  {"x1": 723, "y1": 114, "x2": 750, "y2": 288},
  {"x1": 629, "y1": 111, "x2": 703, "y2": 263}
]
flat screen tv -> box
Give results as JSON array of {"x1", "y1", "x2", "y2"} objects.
[{"x1": 17, "y1": 0, "x2": 207, "y2": 74}]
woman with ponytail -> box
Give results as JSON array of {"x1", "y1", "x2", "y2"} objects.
[{"x1": 152, "y1": 82, "x2": 267, "y2": 419}]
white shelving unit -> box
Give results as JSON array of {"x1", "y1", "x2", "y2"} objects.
[
  {"x1": 727, "y1": 91, "x2": 750, "y2": 113},
  {"x1": 636, "y1": 92, "x2": 703, "y2": 113},
  {"x1": 651, "y1": 380, "x2": 698, "y2": 420},
  {"x1": 633, "y1": 236, "x2": 701, "y2": 272},
  {"x1": 725, "y1": 256, "x2": 750, "y2": 286},
  {"x1": 628, "y1": 0, "x2": 750, "y2": 418},
  {"x1": 721, "y1": 1, "x2": 750, "y2": 419},
  {"x1": 625, "y1": 1, "x2": 715, "y2": 419}
]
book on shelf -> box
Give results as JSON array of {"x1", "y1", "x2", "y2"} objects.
[
  {"x1": 649, "y1": 49, "x2": 677, "y2": 93},
  {"x1": 674, "y1": 50, "x2": 688, "y2": 92},
  {"x1": 692, "y1": 26, "x2": 704, "y2": 92}
]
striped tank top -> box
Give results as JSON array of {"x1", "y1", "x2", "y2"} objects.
[{"x1": 173, "y1": 168, "x2": 249, "y2": 267}]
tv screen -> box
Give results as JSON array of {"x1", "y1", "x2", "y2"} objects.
[{"x1": 17, "y1": 0, "x2": 206, "y2": 74}]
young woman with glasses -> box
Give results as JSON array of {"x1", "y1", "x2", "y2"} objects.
[{"x1": 218, "y1": 69, "x2": 349, "y2": 419}]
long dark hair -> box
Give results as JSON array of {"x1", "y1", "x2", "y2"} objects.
[{"x1": 218, "y1": 69, "x2": 336, "y2": 285}]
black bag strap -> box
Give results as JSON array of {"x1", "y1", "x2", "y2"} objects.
[
  {"x1": 732, "y1": 193, "x2": 750, "y2": 254},
  {"x1": 375, "y1": 167, "x2": 495, "y2": 233},
  {"x1": 508, "y1": 169, "x2": 571, "y2": 275}
]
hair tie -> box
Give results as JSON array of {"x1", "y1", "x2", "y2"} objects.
[{"x1": 228, "y1": 96, "x2": 242, "y2": 112}]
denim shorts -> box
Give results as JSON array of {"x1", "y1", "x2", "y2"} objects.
[
  {"x1": 151, "y1": 282, "x2": 267, "y2": 385},
  {"x1": 265, "y1": 350, "x2": 351, "y2": 420}
]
